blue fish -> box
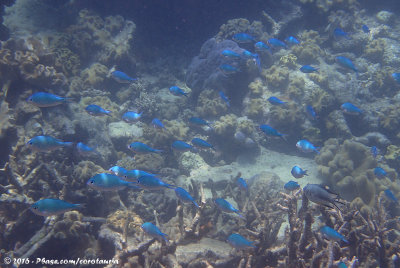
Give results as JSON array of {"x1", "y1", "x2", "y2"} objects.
[
  {"x1": 304, "y1": 184, "x2": 344, "y2": 210},
  {"x1": 122, "y1": 111, "x2": 142, "y2": 123},
  {"x1": 341, "y1": 102, "x2": 362, "y2": 115},
  {"x1": 242, "y1": 50, "x2": 257, "y2": 59},
  {"x1": 300, "y1": 65, "x2": 318, "y2": 73},
  {"x1": 128, "y1": 142, "x2": 162, "y2": 154},
  {"x1": 221, "y1": 49, "x2": 241, "y2": 59},
  {"x1": 123, "y1": 169, "x2": 156, "y2": 181},
  {"x1": 333, "y1": 28, "x2": 351, "y2": 40},
  {"x1": 191, "y1": 138, "x2": 215, "y2": 150},
  {"x1": 291, "y1": 166, "x2": 308, "y2": 178},
  {"x1": 392, "y1": 73, "x2": 400, "y2": 84},
  {"x1": 362, "y1": 25, "x2": 370, "y2": 33},
  {"x1": 169, "y1": 86, "x2": 188, "y2": 97},
  {"x1": 320, "y1": 225, "x2": 348, "y2": 243},
  {"x1": 27, "y1": 92, "x2": 72, "y2": 107},
  {"x1": 76, "y1": 142, "x2": 99, "y2": 156},
  {"x1": 268, "y1": 96, "x2": 287, "y2": 105},
  {"x1": 285, "y1": 36, "x2": 300, "y2": 45},
  {"x1": 151, "y1": 118, "x2": 165, "y2": 129},
  {"x1": 30, "y1": 199, "x2": 83, "y2": 217},
  {"x1": 189, "y1": 117, "x2": 212, "y2": 128},
  {"x1": 384, "y1": 189, "x2": 398, "y2": 204},
  {"x1": 214, "y1": 198, "x2": 244, "y2": 218},
  {"x1": 284, "y1": 181, "x2": 300, "y2": 191},
  {"x1": 175, "y1": 187, "x2": 199, "y2": 208},
  {"x1": 371, "y1": 146, "x2": 378, "y2": 159},
  {"x1": 141, "y1": 222, "x2": 168, "y2": 242},
  {"x1": 87, "y1": 173, "x2": 139, "y2": 191},
  {"x1": 296, "y1": 139, "x2": 320, "y2": 154},
  {"x1": 268, "y1": 38, "x2": 287, "y2": 49},
  {"x1": 338, "y1": 262, "x2": 348, "y2": 268},
  {"x1": 232, "y1": 33, "x2": 255, "y2": 43},
  {"x1": 253, "y1": 53, "x2": 262, "y2": 73},
  {"x1": 111, "y1": 70, "x2": 136, "y2": 83},
  {"x1": 219, "y1": 64, "x2": 240, "y2": 75},
  {"x1": 236, "y1": 178, "x2": 248, "y2": 191},
  {"x1": 227, "y1": 233, "x2": 256, "y2": 249},
  {"x1": 259, "y1": 124, "x2": 287, "y2": 140},
  {"x1": 27, "y1": 135, "x2": 73, "y2": 152},
  {"x1": 306, "y1": 105, "x2": 317, "y2": 120},
  {"x1": 137, "y1": 175, "x2": 174, "y2": 190},
  {"x1": 254, "y1": 41, "x2": 271, "y2": 52},
  {"x1": 85, "y1": 104, "x2": 111, "y2": 116},
  {"x1": 109, "y1": 166, "x2": 127, "y2": 177},
  {"x1": 219, "y1": 91, "x2": 230, "y2": 107},
  {"x1": 336, "y1": 56, "x2": 358, "y2": 72},
  {"x1": 374, "y1": 167, "x2": 387, "y2": 179},
  {"x1": 172, "y1": 140, "x2": 194, "y2": 152}
]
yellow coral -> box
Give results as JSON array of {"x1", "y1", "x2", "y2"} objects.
[
  {"x1": 248, "y1": 78, "x2": 265, "y2": 96},
  {"x1": 279, "y1": 54, "x2": 297, "y2": 69},
  {"x1": 81, "y1": 63, "x2": 109, "y2": 86},
  {"x1": 214, "y1": 114, "x2": 238, "y2": 136},
  {"x1": 107, "y1": 209, "x2": 143, "y2": 235},
  {"x1": 245, "y1": 98, "x2": 264, "y2": 119},
  {"x1": 365, "y1": 38, "x2": 386, "y2": 62},
  {"x1": 263, "y1": 65, "x2": 289, "y2": 90},
  {"x1": 196, "y1": 90, "x2": 227, "y2": 117}
]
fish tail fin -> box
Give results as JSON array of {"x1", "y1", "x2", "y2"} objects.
[
  {"x1": 64, "y1": 97, "x2": 74, "y2": 103},
  {"x1": 165, "y1": 184, "x2": 176, "y2": 189},
  {"x1": 63, "y1": 142, "x2": 74, "y2": 147},
  {"x1": 315, "y1": 147, "x2": 321, "y2": 154},
  {"x1": 236, "y1": 211, "x2": 245, "y2": 219},
  {"x1": 161, "y1": 233, "x2": 168, "y2": 243},
  {"x1": 304, "y1": 170, "x2": 309, "y2": 176},
  {"x1": 105, "y1": 110, "x2": 112, "y2": 116},
  {"x1": 193, "y1": 201, "x2": 200, "y2": 208},
  {"x1": 154, "y1": 149, "x2": 163, "y2": 154},
  {"x1": 280, "y1": 134, "x2": 288, "y2": 142},
  {"x1": 74, "y1": 203, "x2": 85, "y2": 209}
]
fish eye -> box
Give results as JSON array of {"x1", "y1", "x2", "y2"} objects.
[
  {"x1": 28, "y1": 141, "x2": 33, "y2": 145},
  {"x1": 33, "y1": 206, "x2": 38, "y2": 210},
  {"x1": 90, "y1": 180, "x2": 94, "y2": 184}
]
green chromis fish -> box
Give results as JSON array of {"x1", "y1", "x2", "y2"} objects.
[
  {"x1": 109, "y1": 166, "x2": 127, "y2": 177},
  {"x1": 87, "y1": 173, "x2": 140, "y2": 191},
  {"x1": 85, "y1": 104, "x2": 111, "y2": 116},
  {"x1": 296, "y1": 139, "x2": 320, "y2": 154},
  {"x1": 76, "y1": 142, "x2": 99, "y2": 156},
  {"x1": 320, "y1": 225, "x2": 348, "y2": 243},
  {"x1": 169, "y1": 86, "x2": 188, "y2": 97},
  {"x1": 141, "y1": 222, "x2": 168, "y2": 242},
  {"x1": 175, "y1": 187, "x2": 199, "y2": 208},
  {"x1": 128, "y1": 142, "x2": 162, "y2": 154},
  {"x1": 336, "y1": 56, "x2": 358, "y2": 72},
  {"x1": 284, "y1": 181, "x2": 300, "y2": 191},
  {"x1": 27, "y1": 135, "x2": 73, "y2": 152},
  {"x1": 123, "y1": 169, "x2": 157, "y2": 181},
  {"x1": 30, "y1": 198, "x2": 83, "y2": 217},
  {"x1": 122, "y1": 111, "x2": 142, "y2": 123},
  {"x1": 111, "y1": 70, "x2": 137, "y2": 83},
  {"x1": 191, "y1": 138, "x2": 215, "y2": 150},
  {"x1": 227, "y1": 233, "x2": 256, "y2": 249},
  {"x1": 137, "y1": 175, "x2": 174, "y2": 190},
  {"x1": 214, "y1": 198, "x2": 244, "y2": 218},
  {"x1": 27, "y1": 92, "x2": 72, "y2": 107}
]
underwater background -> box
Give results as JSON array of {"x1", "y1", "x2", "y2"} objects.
[{"x1": 0, "y1": 0, "x2": 400, "y2": 267}]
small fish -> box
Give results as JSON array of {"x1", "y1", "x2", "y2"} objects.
[
  {"x1": 384, "y1": 189, "x2": 398, "y2": 204},
  {"x1": 227, "y1": 233, "x2": 256, "y2": 249},
  {"x1": 219, "y1": 91, "x2": 230, "y2": 107},
  {"x1": 336, "y1": 56, "x2": 358, "y2": 73},
  {"x1": 87, "y1": 173, "x2": 139, "y2": 191},
  {"x1": 371, "y1": 146, "x2": 378, "y2": 159},
  {"x1": 172, "y1": 140, "x2": 194, "y2": 152},
  {"x1": 392, "y1": 73, "x2": 400, "y2": 84},
  {"x1": 268, "y1": 96, "x2": 287, "y2": 105},
  {"x1": 284, "y1": 181, "x2": 300, "y2": 191},
  {"x1": 242, "y1": 50, "x2": 257, "y2": 59},
  {"x1": 27, "y1": 135, "x2": 73, "y2": 152},
  {"x1": 123, "y1": 169, "x2": 156, "y2": 181},
  {"x1": 374, "y1": 167, "x2": 387, "y2": 179},
  {"x1": 232, "y1": 33, "x2": 255, "y2": 43},
  {"x1": 341, "y1": 102, "x2": 362, "y2": 115},
  {"x1": 175, "y1": 187, "x2": 199, "y2": 208},
  {"x1": 76, "y1": 142, "x2": 99, "y2": 156},
  {"x1": 141, "y1": 222, "x2": 168, "y2": 242},
  {"x1": 111, "y1": 70, "x2": 137, "y2": 83},
  {"x1": 128, "y1": 142, "x2": 162, "y2": 154},
  {"x1": 333, "y1": 28, "x2": 351, "y2": 40},
  {"x1": 268, "y1": 38, "x2": 287, "y2": 49},
  {"x1": 27, "y1": 92, "x2": 72, "y2": 107},
  {"x1": 362, "y1": 25, "x2": 370, "y2": 33},
  {"x1": 85, "y1": 104, "x2": 111, "y2": 116},
  {"x1": 304, "y1": 184, "x2": 344, "y2": 210},
  {"x1": 219, "y1": 64, "x2": 240, "y2": 75},
  {"x1": 285, "y1": 36, "x2": 300, "y2": 45},
  {"x1": 189, "y1": 117, "x2": 212, "y2": 128},
  {"x1": 320, "y1": 225, "x2": 348, "y2": 243},
  {"x1": 306, "y1": 105, "x2": 317, "y2": 120},
  {"x1": 296, "y1": 139, "x2": 320, "y2": 154},
  {"x1": 291, "y1": 166, "x2": 308, "y2": 178},
  {"x1": 236, "y1": 178, "x2": 248, "y2": 191},
  {"x1": 122, "y1": 111, "x2": 142, "y2": 123},
  {"x1": 109, "y1": 166, "x2": 127, "y2": 177},
  {"x1": 214, "y1": 198, "x2": 244, "y2": 218},
  {"x1": 151, "y1": 118, "x2": 165, "y2": 129},
  {"x1": 169, "y1": 86, "x2": 188, "y2": 97},
  {"x1": 221, "y1": 49, "x2": 241, "y2": 59},
  {"x1": 259, "y1": 124, "x2": 287, "y2": 140},
  {"x1": 191, "y1": 138, "x2": 215, "y2": 150},
  {"x1": 137, "y1": 175, "x2": 174, "y2": 190},
  {"x1": 254, "y1": 41, "x2": 271, "y2": 52},
  {"x1": 30, "y1": 199, "x2": 83, "y2": 217},
  {"x1": 338, "y1": 262, "x2": 348, "y2": 268},
  {"x1": 300, "y1": 65, "x2": 318, "y2": 73}
]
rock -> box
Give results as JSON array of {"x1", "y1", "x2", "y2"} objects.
[{"x1": 108, "y1": 121, "x2": 143, "y2": 145}]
